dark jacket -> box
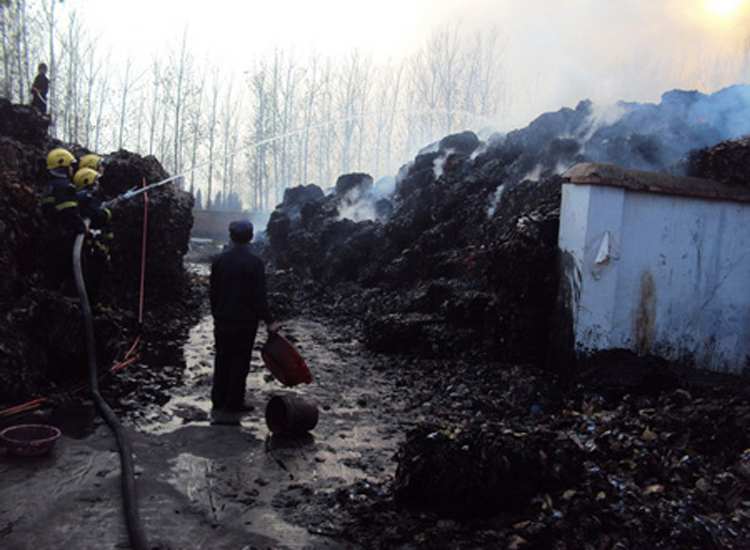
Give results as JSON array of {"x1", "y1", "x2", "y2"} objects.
[
  {"x1": 210, "y1": 243, "x2": 273, "y2": 327},
  {"x1": 41, "y1": 171, "x2": 86, "y2": 234},
  {"x1": 77, "y1": 186, "x2": 112, "y2": 230},
  {"x1": 30, "y1": 73, "x2": 49, "y2": 112}
]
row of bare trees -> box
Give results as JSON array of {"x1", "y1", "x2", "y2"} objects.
[
  {"x1": 5, "y1": 3, "x2": 750, "y2": 213},
  {"x1": 1, "y1": 1, "x2": 507, "y2": 212}
]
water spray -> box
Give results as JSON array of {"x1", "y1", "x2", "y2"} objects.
[{"x1": 105, "y1": 107, "x2": 493, "y2": 208}]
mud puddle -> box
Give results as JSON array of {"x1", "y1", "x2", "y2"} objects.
[{"x1": 0, "y1": 314, "x2": 413, "y2": 549}]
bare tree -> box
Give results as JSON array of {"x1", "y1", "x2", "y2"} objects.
[
  {"x1": 186, "y1": 64, "x2": 206, "y2": 197},
  {"x1": 147, "y1": 58, "x2": 162, "y2": 155},
  {"x1": 42, "y1": 0, "x2": 57, "y2": 129},
  {"x1": 206, "y1": 66, "x2": 222, "y2": 209},
  {"x1": 248, "y1": 65, "x2": 269, "y2": 211},
  {"x1": 336, "y1": 50, "x2": 369, "y2": 173},
  {"x1": 372, "y1": 60, "x2": 404, "y2": 177},
  {"x1": 219, "y1": 73, "x2": 242, "y2": 207},
  {"x1": 298, "y1": 54, "x2": 322, "y2": 185},
  {"x1": 170, "y1": 26, "x2": 191, "y2": 179},
  {"x1": 117, "y1": 57, "x2": 139, "y2": 149}
]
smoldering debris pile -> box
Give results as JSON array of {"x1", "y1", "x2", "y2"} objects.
[
  {"x1": 265, "y1": 84, "x2": 750, "y2": 364},
  {"x1": 264, "y1": 85, "x2": 750, "y2": 548},
  {"x1": 0, "y1": 100, "x2": 196, "y2": 406},
  {"x1": 284, "y1": 355, "x2": 749, "y2": 549},
  {"x1": 683, "y1": 135, "x2": 750, "y2": 187}
]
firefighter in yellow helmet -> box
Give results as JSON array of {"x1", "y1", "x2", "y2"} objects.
[
  {"x1": 79, "y1": 153, "x2": 107, "y2": 174},
  {"x1": 41, "y1": 147, "x2": 85, "y2": 295},
  {"x1": 42, "y1": 148, "x2": 84, "y2": 232},
  {"x1": 74, "y1": 166, "x2": 114, "y2": 305},
  {"x1": 74, "y1": 167, "x2": 111, "y2": 228}
]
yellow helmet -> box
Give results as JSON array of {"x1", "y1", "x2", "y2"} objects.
[
  {"x1": 46, "y1": 148, "x2": 76, "y2": 170},
  {"x1": 73, "y1": 167, "x2": 100, "y2": 190},
  {"x1": 79, "y1": 153, "x2": 103, "y2": 171}
]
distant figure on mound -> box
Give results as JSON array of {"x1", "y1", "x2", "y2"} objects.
[
  {"x1": 209, "y1": 219, "x2": 279, "y2": 425},
  {"x1": 41, "y1": 147, "x2": 84, "y2": 296},
  {"x1": 30, "y1": 62, "x2": 49, "y2": 115}
]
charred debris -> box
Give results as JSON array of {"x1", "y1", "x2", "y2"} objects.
[
  {"x1": 263, "y1": 85, "x2": 750, "y2": 548},
  {"x1": 0, "y1": 98, "x2": 199, "y2": 405},
  {"x1": 1, "y1": 84, "x2": 750, "y2": 548}
]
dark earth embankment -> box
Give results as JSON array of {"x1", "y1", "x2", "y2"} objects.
[{"x1": 0, "y1": 98, "x2": 200, "y2": 407}]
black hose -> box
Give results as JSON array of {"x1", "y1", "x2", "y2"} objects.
[{"x1": 73, "y1": 226, "x2": 150, "y2": 550}]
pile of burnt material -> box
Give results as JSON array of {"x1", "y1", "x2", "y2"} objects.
[
  {"x1": 290, "y1": 354, "x2": 749, "y2": 549},
  {"x1": 681, "y1": 135, "x2": 750, "y2": 187},
  {"x1": 266, "y1": 174, "x2": 395, "y2": 284},
  {"x1": 265, "y1": 84, "x2": 750, "y2": 365},
  {"x1": 261, "y1": 85, "x2": 750, "y2": 548},
  {"x1": 0, "y1": 100, "x2": 195, "y2": 406},
  {"x1": 94, "y1": 150, "x2": 195, "y2": 325}
]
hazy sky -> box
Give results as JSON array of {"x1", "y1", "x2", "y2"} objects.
[{"x1": 73, "y1": 0, "x2": 750, "y2": 129}]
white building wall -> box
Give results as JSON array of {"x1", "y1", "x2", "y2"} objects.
[{"x1": 559, "y1": 183, "x2": 750, "y2": 374}]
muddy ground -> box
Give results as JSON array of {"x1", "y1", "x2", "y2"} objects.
[
  {"x1": 1, "y1": 278, "x2": 413, "y2": 550},
  {"x1": 2, "y1": 262, "x2": 748, "y2": 549}
]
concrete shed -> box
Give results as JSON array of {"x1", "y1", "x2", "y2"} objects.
[{"x1": 557, "y1": 162, "x2": 750, "y2": 374}]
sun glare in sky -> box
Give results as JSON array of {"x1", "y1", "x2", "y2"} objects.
[{"x1": 705, "y1": 0, "x2": 746, "y2": 17}]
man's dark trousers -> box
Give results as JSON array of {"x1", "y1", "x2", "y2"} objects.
[{"x1": 212, "y1": 319, "x2": 259, "y2": 411}]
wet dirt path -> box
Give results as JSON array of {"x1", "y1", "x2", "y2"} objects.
[{"x1": 0, "y1": 314, "x2": 417, "y2": 549}]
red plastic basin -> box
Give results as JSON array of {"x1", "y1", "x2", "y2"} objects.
[
  {"x1": 1, "y1": 424, "x2": 61, "y2": 456},
  {"x1": 261, "y1": 332, "x2": 312, "y2": 386}
]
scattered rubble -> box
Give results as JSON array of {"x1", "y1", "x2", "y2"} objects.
[{"x1": 260, "y1": 85, "x2": 750, "y2": 548}]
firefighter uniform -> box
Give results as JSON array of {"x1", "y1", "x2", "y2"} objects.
[{"x1": 41, "y1": 149, "x2": 85, "y2": 296}]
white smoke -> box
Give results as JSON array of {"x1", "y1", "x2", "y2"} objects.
[
  {"x1": 521, "y1": 163, "x2": 544, "y2": 183},
  {"x1": 373, "y1": 175, "x2": 396, "y2": 197},
  {"x1": 486, "y1": 183, "x2": 505, "y2": 219},
  {"x1": 338, "y1": 201, "x2": 378, "y2": 222},
  {"x1": 433, "y1": 155, "x2": 448, "y2": 179},
  {"x1": 337, "y1": 187, "x2": 377, "y2": 222},
  {"x1": 580, "y1": 101, "x2": 628, "y2": 143}
]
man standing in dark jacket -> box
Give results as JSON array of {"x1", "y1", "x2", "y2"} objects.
[
  {"x1": 30, "y1": 63, "x2": 49, "y2": 114},
  {"x1": 210, "y1": 219, "x2": 278, "y2": 424}
]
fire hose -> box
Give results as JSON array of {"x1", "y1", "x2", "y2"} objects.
[
  {"x1": 104, "y1": 175, "x2": 176, "y2": 209},
  {"x1": 73, "y1": 220, "x2": 150, "y2": 550}
]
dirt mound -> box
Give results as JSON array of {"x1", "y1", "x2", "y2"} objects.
[
  {"x1": 682, "y1": 135, "x2": 750, "y2": 187},
  {"x1": 0, "y1": 101, "x2": 197, "y2": 407},
  {"x1": 264, "y1": 85, "x2": 750, "y2": 366},
  {"x1": 260, "y1": 85, "x2": 750, "y2": 548},
  {"x1": 274, "y1": 353, "x2": 749, "y2": 549}
]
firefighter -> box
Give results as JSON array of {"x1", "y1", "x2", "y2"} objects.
[
  {"x1": 74, "y1": 167, "x2": 113, "y2": 306},
  {"x1": 74, "y1": 167, "x2": 111, "y2": 229},
  {"x1": 42, "y1": 148, "x2": 84, "y2": 231},
  {"x1": 41, "y1": 148, "x2": 84, "y2": 295},
  {"x1": 79, "y1": 153, "x2": 107, "y2": 175}
]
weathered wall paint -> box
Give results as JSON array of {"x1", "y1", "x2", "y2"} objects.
[{"x1": 559, "y1": 183, "x2": 750, "y2": 374}]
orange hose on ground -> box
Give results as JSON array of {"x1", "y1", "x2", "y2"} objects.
[{"x1": 0, "y1": 353, "x2": 142, "y2": 418}]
